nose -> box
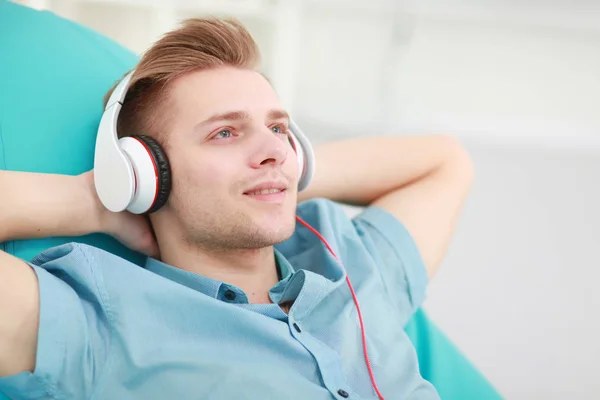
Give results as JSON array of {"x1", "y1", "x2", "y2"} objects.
[{"x1": 249, "y1": 126, "x2": 288, "y2": 169}]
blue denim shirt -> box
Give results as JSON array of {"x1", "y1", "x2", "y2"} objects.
[{"x1": 0, "y1": 198, "x2": 439, "y2": 399}]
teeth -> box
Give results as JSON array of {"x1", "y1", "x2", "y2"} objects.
[{"x1": 248, "y1": 189, "x2": 282, "y2": 195}]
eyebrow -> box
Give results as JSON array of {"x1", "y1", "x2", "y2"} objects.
[
  {"x1": 266, "y1": 109, "x2": 290, "y2": 122},
  {"x1": 196, "y1": 109, "x2": 290, "y2": 129}
]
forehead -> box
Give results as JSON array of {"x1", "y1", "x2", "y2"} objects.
[{"x1": 167, "y1": 67, "x2": 281, "y2": 118}]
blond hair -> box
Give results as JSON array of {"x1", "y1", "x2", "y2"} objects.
[{"x1": 104, "y1": 17, "x2": 261, "y2": 142}]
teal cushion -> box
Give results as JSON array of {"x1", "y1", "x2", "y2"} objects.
[
  {"x1": 0, "y1": 0, "x2": 143, "y2": 264},
  {"x1": 404, "y1": 309, "x2": 504, "y2": 399},
  {"x1": 0, "y1": 2, "x2": 502, "y2": 399}
]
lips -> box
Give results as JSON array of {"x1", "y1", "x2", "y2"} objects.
[
  {"x1": 245, "y1": 188, "x2": 284, "y2": 195},
  {"x1": 242, "y1": 181, "x2": 288, "y2": 204},
  {"x1": 243, "y1": 181, "x2": 288, "y2": 195}
]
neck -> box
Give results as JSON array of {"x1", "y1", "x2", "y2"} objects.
[{"x1": 158, "y1": 238, "x2": 279, "y2": 304}]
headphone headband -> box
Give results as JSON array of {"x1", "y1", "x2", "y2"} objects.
[{"x1": 105, "y1": 70, "x2": 133, "y2": 109}]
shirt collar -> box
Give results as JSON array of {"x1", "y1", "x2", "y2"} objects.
[
  {"x1": 143, "y1": 248, "x2": 294, "y2": 302},
  {"x1": 275, "y1": 249, "x2": 294, "y2": 280}
]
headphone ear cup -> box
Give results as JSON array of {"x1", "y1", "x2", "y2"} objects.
[
  {"x1": 288, "y1": 133, "x2": 305, "y2": 178},
  {"x1": 288, "y1": 120, "x2": 315, "y2": 192},
  {"x1": 133, "y1": 135, "x2": 172, "y2": 213}
]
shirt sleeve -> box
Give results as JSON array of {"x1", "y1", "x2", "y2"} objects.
[
  {"x1": 0, "y1": 243, "x2": 111, "y2": 399},
  {"x1": 352, "y1": 205, "x2": 429, "y2": 325}
]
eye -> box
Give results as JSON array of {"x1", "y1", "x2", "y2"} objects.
[
  {"x1": 213, "y1": 128, "x2": 234, "y2": 140},
  {"x1": 271, "y1": 124, "x2": 288, "y2": 135}
]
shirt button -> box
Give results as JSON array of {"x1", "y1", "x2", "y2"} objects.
[
  {"x1": 337, "y1": 389, "x2": 349, "y2": 398},
  {"x1": 224, "y1": 290, "x2": 236, "y2": 301},
  {"x1": 293, "y1": 322, "x2": 302, "y2": 333}
]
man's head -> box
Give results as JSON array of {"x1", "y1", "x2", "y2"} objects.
[{"x1": 106, "y1": 18, "x2": 300, "y2": 253}]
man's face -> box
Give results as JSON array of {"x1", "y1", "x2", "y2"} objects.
[{"x1": 160, "y1": 66, "x2": 299, "y2": 251}]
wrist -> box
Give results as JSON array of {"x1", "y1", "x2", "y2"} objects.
[{"x1": 78, "y1": 171, "x2": 112, "y2": 235}]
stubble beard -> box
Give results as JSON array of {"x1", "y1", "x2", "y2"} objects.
[{"x1": 181, "y1": 201, "x2": 297, "y2": 253}]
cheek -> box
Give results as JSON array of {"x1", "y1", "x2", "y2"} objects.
[
  {"x1": 175, "y1": 151, "x2": 237, "y2": 193},
  {"x1": 286, "y1": 146, "x2": 300, "y2": 178},
  {"x1": 202, "y1": 162, "x2": 232, "y2": 186}
]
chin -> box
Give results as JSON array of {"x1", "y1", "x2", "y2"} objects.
[
  {"x1": 260, "y1": 219, "x2": 297, "y2": 244},
  {"x1": 242, "y1": 199, "x2": 297, "y2": 243}
]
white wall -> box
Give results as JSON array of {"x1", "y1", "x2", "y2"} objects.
[
  {"x1": 18, "y1": 0, "x2": 600, "y2": 398},
  {"x1": 293, "y1": 2, "x2": 600, "y2": 151},
  {"x1": 424, "y1": 143, "x2": 600, "y2": 400}
]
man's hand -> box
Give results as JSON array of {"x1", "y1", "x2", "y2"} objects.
[{"x1": 81, "y1": 171, "x2": 160, "y2": 258}]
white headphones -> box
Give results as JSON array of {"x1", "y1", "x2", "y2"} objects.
[{"x1": 94, "y1": 70, "x2": 315, "y2": 214}]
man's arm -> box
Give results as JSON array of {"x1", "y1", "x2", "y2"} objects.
[
  {"x1": 298, "y1": 134, "x2": 474, "y2": 278},
  {"x1": 0, "y1": 170, "x2": 156, "y2": 376},
  {"x1": 0, "y1": 171, "x2": 158, "y2": 254},
  {"x1": 0, "y1": 172, "x2": 98, "y2": 376},
  {"x1": 0, "y1": 250, "x2": 40, "y2": 376},
  {"x1": 0, "y1": 172, "x2": 104, "y2": 244}
]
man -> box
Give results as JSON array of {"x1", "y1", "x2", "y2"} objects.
[{"x1": 0, "y1": 17, "x2": 473, "y2": 399}]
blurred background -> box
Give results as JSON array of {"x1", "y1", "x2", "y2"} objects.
[{"x1": 11, "y1": 0, "x2": 600, "y2": 398}]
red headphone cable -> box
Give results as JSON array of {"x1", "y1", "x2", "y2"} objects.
[{"x1": 295, "y1": 215, "x2": 385, "y2": 400}]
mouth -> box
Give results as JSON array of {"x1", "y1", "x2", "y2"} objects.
[
  {"x1": 243, "y1": 183, "x2": 288, "y2": 203},
  {"x1": 244, "y1": 188, "x2": 285, "y2": 196}
]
